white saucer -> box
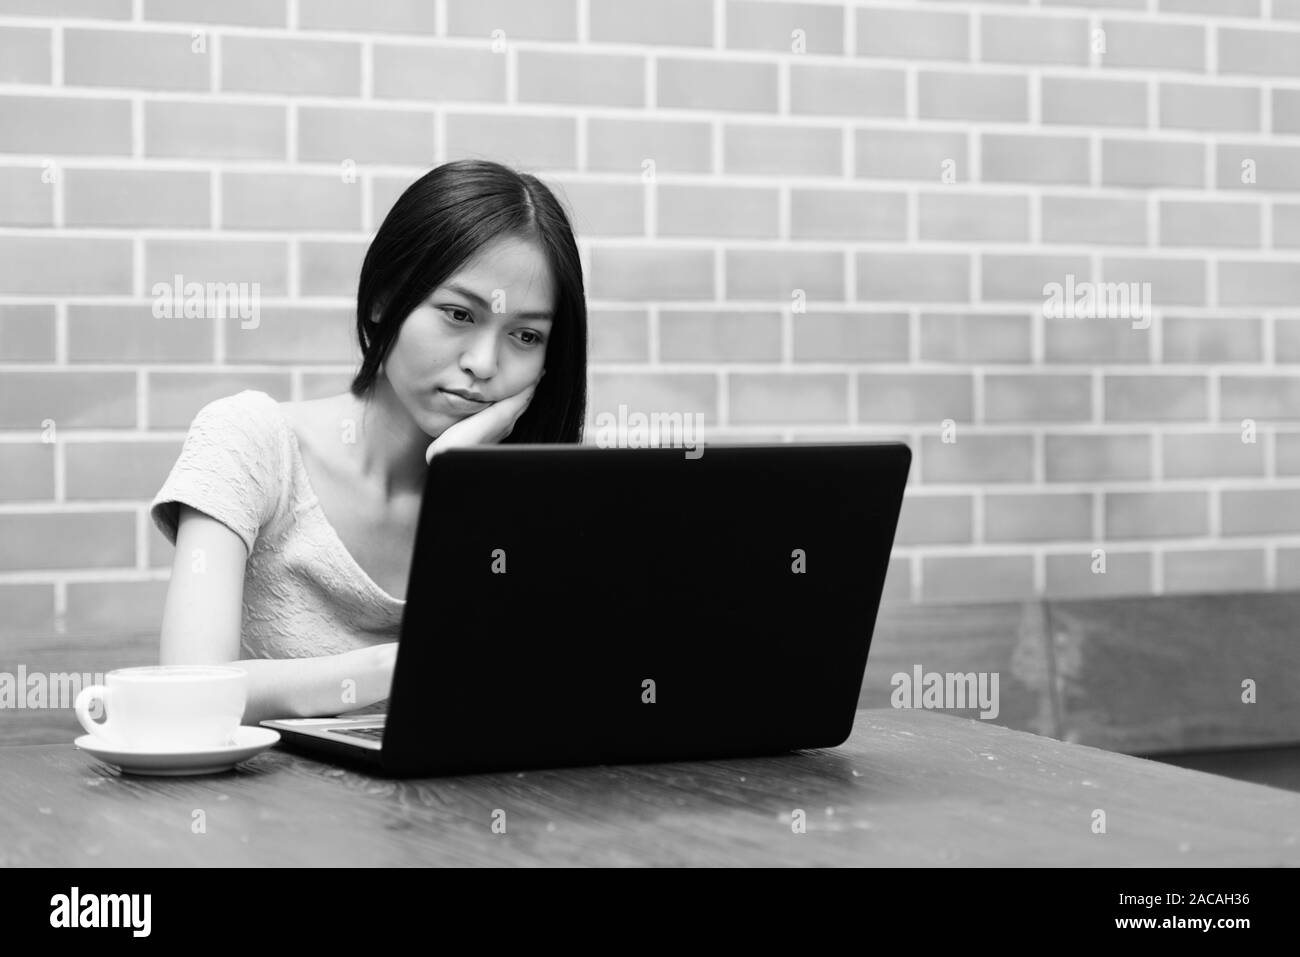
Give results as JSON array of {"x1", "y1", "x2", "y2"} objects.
[{"x1": 74, "y1": 726, "x2": 281, "y2": 776}]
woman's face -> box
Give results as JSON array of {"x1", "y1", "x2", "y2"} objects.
[{"x1": 381, "y1": 235, "x2": 554, "y2": 437}]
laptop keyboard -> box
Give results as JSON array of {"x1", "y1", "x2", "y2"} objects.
[{"x1": 332, "y1": 725, "x2": 385, "y2": 741}]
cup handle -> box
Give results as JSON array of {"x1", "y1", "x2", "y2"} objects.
[{"x1": 74, "y1": 685, "x2": 124, "y2": 747}]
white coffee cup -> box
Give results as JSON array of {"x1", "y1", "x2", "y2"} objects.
[{"x1": 74, "y1": 665, "x2": 248, "y2": 751}]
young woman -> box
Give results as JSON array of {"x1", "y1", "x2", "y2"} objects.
[{"x1": 150, "y1": 159, "x2": 588, "y2": 726}]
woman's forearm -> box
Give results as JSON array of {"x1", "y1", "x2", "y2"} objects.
[{"x1": 231, "y1": 645, "x2": 394, "y2": 725}]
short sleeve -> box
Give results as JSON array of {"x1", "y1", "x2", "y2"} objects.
[{"x1": 149, "y1": 391, "x2": 286, "y2": 556}]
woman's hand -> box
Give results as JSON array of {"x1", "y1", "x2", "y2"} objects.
[{"x1": 425, "y1": 373, "x2": 543, "y2": 464}]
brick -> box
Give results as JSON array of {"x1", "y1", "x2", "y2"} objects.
[
  {"x1": 144, "y1": 0, "x2": 286, "y2": 26},
  {"x1": 1219, "y1": 27, "x2": 1300, "y2": 78},
  {"x1": 1106, "y1": 490, "x2": 1208, "y2": 538},
  {"x1": 67, "y1": 304, "x2": 214, "y2": 363},
  {"x1": 728, "y1": 373, "x2": 848, "y2": 425},
  {"x1": 1102, "y1": 138, "x2": 1205, "y2": 188},
  {"x1": 0, "y1": 237, "x2": 131, "y2": 294},
  {"x1": 518, "y1": 50, "x2": 644, "y2": 107},
  {"x1": 921, "y1": 555, "x2": 1034, "y2": 603},
  {"x1": 1220, "y1": 375, "x2": 1300, "y2": 420},
  {"x1": 981, "y1": 253, "x2": 1090, "y2": 302},
  {"x1": 221, "y1": 172, "x2": 361, "y2": 232},
  {"x1": 1104, "y1": 375, "x2": 1208, "y2": 421},
  {"x1": 982, "y1": 14, "x2": 1089, "y2": 65},
  {"x1": 0, "y1": 443, "x2": 54, "y2": 501},
  {"x1": 0, "y1": 0, "x2": 129, "y2": 17},
  {"x1": 791, "y1": 188, "x2": 906, "y2": 240},
  {"x1": 856, "y1": 128, "x2": 967, "y2": 182},
  {"x1": 0, "y1": 165, "x2": 53, "y2": 227},
  {"x1": 1162, "y1": 432, "x2": 1265, "y2": 478},
  {"x1": 793, "y1": 310, "x2": 909, "y2": 362},
  {"x1": 373, "y1": 44, "x2": 505, "y2": 102},
  {"x1": 858, "y1": 252, "x2": 968, "y2": 302},
  {"x1": 1042, "y1": 195, "x2": 1146, "y2": 245},
  {"x1": 444, "y1": 113, "x2": 577, "y2": 171},
  {"x1": 587, "y1": 372, "x2": 717, "y2": 429},
  {"x1": 222, "y1": 36, "x2": 360, "y2": 96},
  {"x1": 981, "y1": 133, "x2": 1090, "y2": 184},
  {"x1": 547, "y1": 179, "x2": 643, "y2": 236},
  {"x1": 299, "y1": 240, "x2": 366, "y2": 297},
  {"x1": 726, "y1": 0, "x2": 844, "y2": 54},
  {"x1": 855, "y1": 8, "x2": 969, "y2": 61},
  {"x1": 985, "y1": 373, "x2": 1093, "y2": 422},
  {"x1": 1158, "y1": 200, "x2": 1260, "y2": 248},
  {"x1": 726, "y1": 249, "x2": 843, "y2": 301},
  {"x1": 1282, "y1": 547, "x2": 1300, "y2": 589},
  {"x1": 724, "y1": 123, "x2": 842, "y2": 177},
  {"x1": 985, "y1": 492, "x2": 1092, "y2": 542},
  {"x1": 1159, "y1": 0, "x2": 1258, "y2": 14},
  {"x1": 1275, "y1": 318, "x2": 1300, "y2": 361},
  {"x1": 791, "y1": 64, "x2": 905, "y2": 118},
  {"x1": 1042, "y1": 76, "x2": 1146, "y2": 127},
  {"x1": 587, "y1": 118, "x2": 711, "y2": 174},
  {"x1": 0, "y1": 583, "x2": 53, "y2": 636},
  {"x1": 658, "y1": 310, "x2": 780, "y2": 362},
  {"x1": 588, "y1": 246, "x2": 713, "y2": 300},
  {"x1": 1164, "y1": 548, "x2": 1266, "y2": 593},
  {"x1": 145, "y1": 239, "x2": 289, "y2": 297},
  {"x1": 298, "y1": 106, "x2": 435, "y2": 165},
  {"x1": 1275, "y1": 0, "x2": 1300, "y2": 16},
  {"x1": 1277, "y1": 432, "x2": 1300, "y2": 474},
  {"x1": 145, "y1": 100, "x2": 286, "y2": 160},
  {"x1": 0, "y1": 27, "x2": 51, "y2": 83},
  {"x1": 1044, "y1": 551, "x2": 1153, "y2": 599},
  {"x1": 224, "y1": 306, "x2": 357, "y2": 365},
  {"x1": 65, "y1": 440, "x2": 183, "y2": 500},
  {"x1": 0, "y1": 304, "x2": 55, "y2": 361},
  {"x1": 590, "y1": 0, "x2": 713, "y2": 46},
  {"x1": 0, "y1": 512, "x2": 135, "y2": 571},
  {"x1": 1098, "y1": 19, "x2": 1206, "y2": 73},
  {"x1": 1273, "y1": 204, "x2": 1300, "y2": 247},
  {"x1": 1162, "y1": 315, "x2": 1262, "y2": 363},
  {"x1": 65, "y1": 169, "x2": 209, "y2": 228},
  {"x1": 1215, "y1": 143, "x2": 1300, "y2": 191},
  {"x1": 1273, "y1": 89, "x2": 1300, "y2": 135},
  {"x1": 300, "y1": 0, "x2": 438, "y2": 32},
  {"x1": 1102, "y1": 256, "x2": 1207, "y2": 306},
  {"x1": 588, "y1": 308, "x2": 648, "y2": 362},
  {"x1": 920, "y1": 433, "x2": 1034, "y2": 483},
  {"x1": 146, "y1": 372, "x2": 292, "y2": 429},
  {"x1": 65, "y1": 28, "x2": 207, "y2": 91},
  {"x1": 447, "y1": 0, "x2": 577, "y2": 41},
  {"x1": 856, "y1": 373, "x2": 972, "y2": 424},
  {"x1": 658, "y1": 57, "x2": 777, "y2": 113},
  {"x1": 920, "y1": 312, "x2": 1031, "y2": 363},
  {"x1": 918, "y1": 70, "x2": 1027, "y2": 122},
  {"x1": 893, "y1": 493, "x2": 973, "y2": 546},
  {"x1": 66, "y1": 581, "x2": 170, "y2": 635},
  {"x1": 1218, "y1": 261, "x2": 1300, "y2": 307},
  {"x1": 0, "y1": 371, "x2": 136, "y2": 428},
  {"x1": 658, "y1": 184, "x2": 779, "y2": 238},
  {"x1": 918, "y1": 192, "x2": 1029, "y2": 242},
  {"x1": 0, "y1": 95, "x2": 131, "y2": 156},
  {"x1": 1045, "y1": 433, "x2": 1151, "y2": 482},
  {"x1": 1160, "y1": 82, "x2": 1261, "y2": 132},
  {"x1": 1044, "y1": 316, "x2": 1150, "y2": 363}
]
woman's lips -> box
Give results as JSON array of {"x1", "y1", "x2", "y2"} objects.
[{"x1": 439, "y1": 389, "x2": 490, "y2": 412}]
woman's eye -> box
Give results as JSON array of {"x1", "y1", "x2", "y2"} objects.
[
  {"x1": 445, "y1": 308, "x2": 472, "y2": 323},
  {"x1": 517, "y1": 331, "x2": 545, "y2": 346}
]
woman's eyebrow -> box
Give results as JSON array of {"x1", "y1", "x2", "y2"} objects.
[{"x1": 443, "y1": 282, "x2": 554, "y2": 321}]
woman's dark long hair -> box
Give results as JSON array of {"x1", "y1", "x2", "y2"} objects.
[{"x1": 350, "y1": 159, "x2": 587, "y2": 444}]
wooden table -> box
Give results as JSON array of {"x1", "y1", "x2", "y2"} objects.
[{"x1": 2, "y1": 707, "x2": 1297, "y2": 866}]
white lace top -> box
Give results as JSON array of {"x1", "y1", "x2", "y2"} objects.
[{"x1": 150, "y1": 389, "x2": 406, "y2": 660}]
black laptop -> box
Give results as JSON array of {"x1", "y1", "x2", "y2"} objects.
[{"x1": 261, "y1": 441, "x2": 911, "y2": 777}]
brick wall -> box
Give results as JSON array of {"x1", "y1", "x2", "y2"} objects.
[{"x1": 2, "y1": 0, "x2": 1299, "y2": 636}]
